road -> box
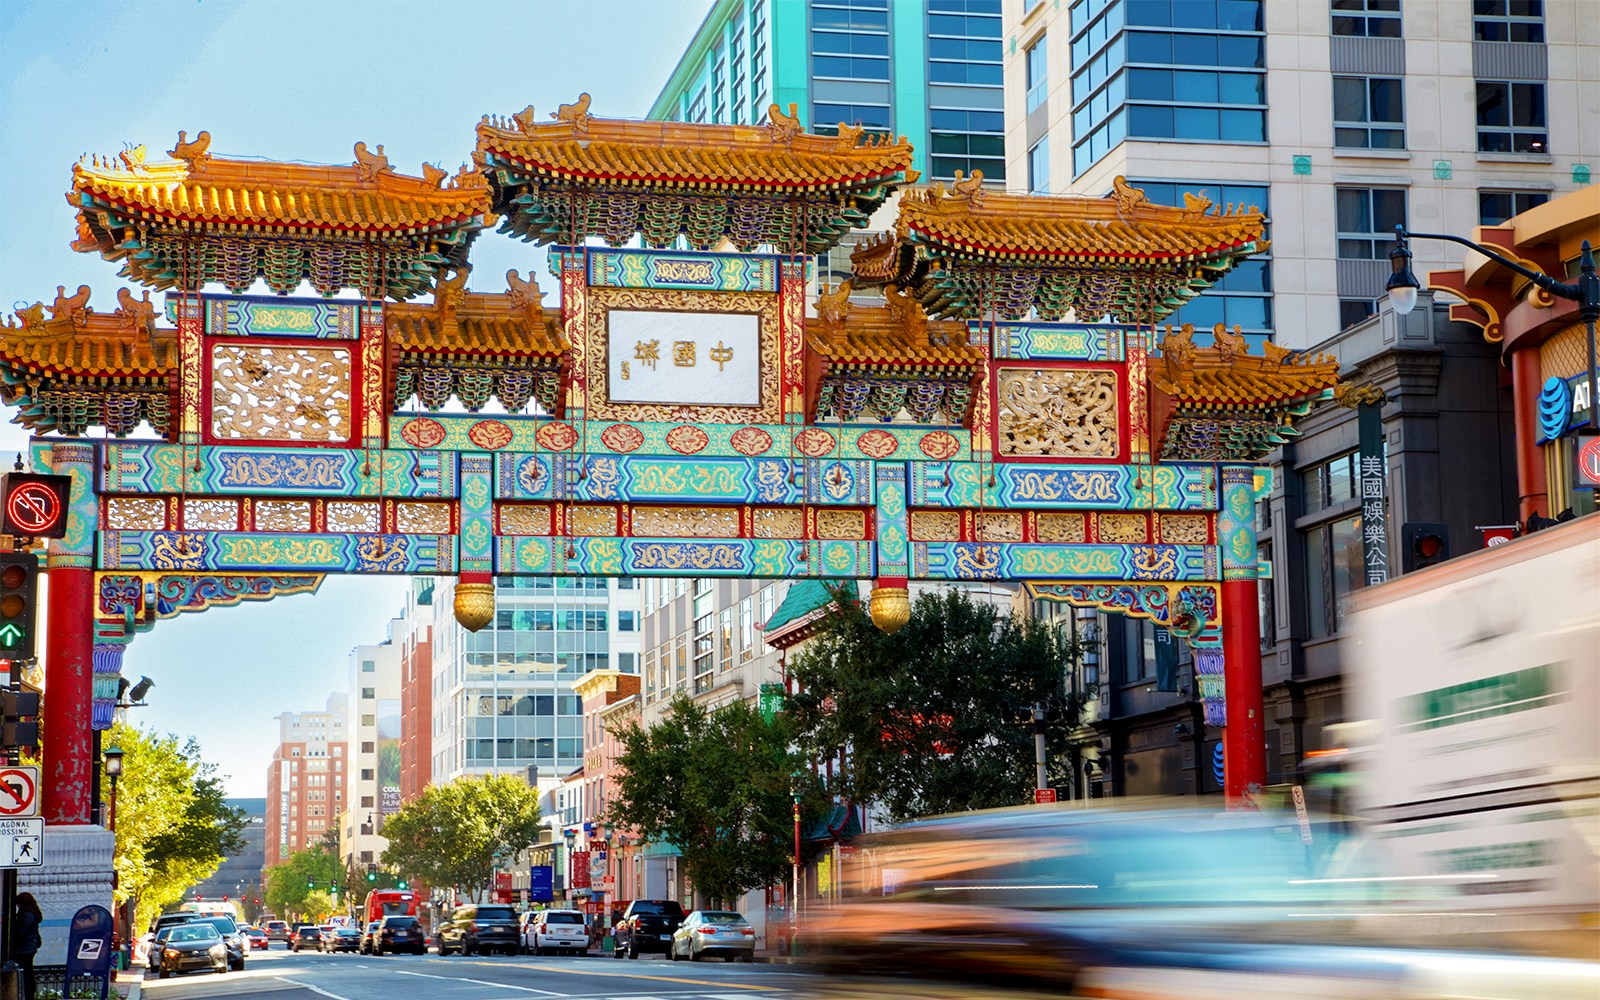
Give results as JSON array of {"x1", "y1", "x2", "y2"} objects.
[{"x1": 137, "y1": 946, "x2": 813, "y2": 1000}]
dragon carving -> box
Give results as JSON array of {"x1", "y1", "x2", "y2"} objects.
[
  {"x1": 767, "y1": 102, "x2": 803, "y2": 144},
  {"x1": 553, "y1": 93, "x2": 591, "y2": 132},
  {"x1": 353, "y1": 142, "x2": 392, "y2": 182},
  {"x1": 815, "y1": 280, "x2": 852, "y2": 338},
  {"x1": 168, "y1": 130, "x2": 212, "y2": 169}
]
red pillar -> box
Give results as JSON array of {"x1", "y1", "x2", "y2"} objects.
[
  {"x1": 43, "y1": 563, "x2": 96, "y2": 824},
  {"x1": 1510, "y1": 346, "x2": 1548, "y2": 524},
  {"x1": 1220, "y1": 578, "x2": 1266, "y2": 804}
]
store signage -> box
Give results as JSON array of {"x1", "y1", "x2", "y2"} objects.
[{"x1": 1358, "y1": 403, "x2": 1390, "y2": 586}]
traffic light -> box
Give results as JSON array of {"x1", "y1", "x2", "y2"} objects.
[
  {"x1": 1401, "y1": 522, "x2": 1449, "y2": 573},
  {"x1": 0, "y1": 553, "x2": 39, "y2": 659},
  {"x1": 366, "y1": 862, "x2": 377, "y2": 882},
  {"x1": 396, "y1": 880, "x2": 407, "y2": 890},
  {"x1": 306, "y1": 879, "x2": 315, "y2": 890},
  {"x1": 1, "y1": 686, "x2": 39, "y2": 751}
]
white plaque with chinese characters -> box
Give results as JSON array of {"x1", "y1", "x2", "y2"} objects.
[{"x1": 607, "y1": 310, "x2": 760, "y2": 407}]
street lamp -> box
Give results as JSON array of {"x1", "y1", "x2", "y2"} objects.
[
  {"x1": 789, "y1": 771, "x2": 803, "y2": 954},
  {"x1": 1385, "y1": 226, "x2": 1599, "y2": 433},
  {"x1": 102, "y1": 745, "x2": 124, "y2": 830}
]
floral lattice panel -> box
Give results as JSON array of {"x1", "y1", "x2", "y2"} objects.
[{"x1": 210, "y1": 344, "x2": 352, "y2": 442}]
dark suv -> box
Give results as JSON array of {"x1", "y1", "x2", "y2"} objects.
[
  {"x1": 438, "y1": 904, "x2": 519, "y2": 956},
  {"x1": 613, "y1": 899, "x2": 685, "y2": 959}
]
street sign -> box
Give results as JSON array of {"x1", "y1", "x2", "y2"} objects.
[
  {"x1": 0, "y1": 817, "x2": 44, "y2": 867},
  {"x1": 1034, "y1": 788, "x2": 1057, "y2": 804},
  {"x1": 0, "y1": 473, "x2": 73, "y2": 539},
  {"x1": 0, "y1": 766, "x2": 38, "y2": 816}
]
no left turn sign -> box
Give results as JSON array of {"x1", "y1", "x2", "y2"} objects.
[{"x1": 0, "y1": 766, "x2": 39, "y2": 817}]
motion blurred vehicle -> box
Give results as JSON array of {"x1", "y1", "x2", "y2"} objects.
[
  {"x1": 156, "y1": 923, "x2": 227, "y2": 978},
  {"x1": 613, "y1": 899, "x2": 685, "y2": 959},
  {"x1": 360, "y1": 920, "x2": 382, "y2": 954},
  {"x1": 438, "y1": 904, "x2": 518, "y2": 955},
  {"x1": 802, "y1": 803, "x2": 1600, "y2": 999},
  {"x1": 289, "y1": 925, "x2": 322, "y2": 952},
  {"x1": 524, "y1": 909, "x2": 588, "y2": 955},
  {"x1": 149, "y1": 911, "x2": 245, "y2": 971},
  {"x1": 323, "y1": 926, "x2": 362, "y2": 953},
  {"x1": 265, "y1": 919, "x2": 290, "y2": 945},
  {"x1": 375, "y1": 914, "x2": 426, "y2": 955},
  {"x1": 243, "y1": 926, "x2": 268, "y2": 951},
  {"x1": 670, "y1": 910, "x2": 755, "y2": 962}
]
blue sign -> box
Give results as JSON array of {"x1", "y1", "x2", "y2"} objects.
[
  {"x1": 529, "y1": 865, "x2": 554, "y2": 902},
  {"x1": 65, "y1": 904, "x2": 114, "y2": 1000}
]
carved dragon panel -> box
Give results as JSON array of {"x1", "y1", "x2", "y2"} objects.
[{"x1": 995, "y1": 368, "x2": 1118, "y2": 458}]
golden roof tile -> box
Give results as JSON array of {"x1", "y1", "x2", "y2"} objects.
[
  {"x1": 385, "y1": 267, "x2": 568, "y2": 357},
  {"x1": 1151, "y1": 324, "x2": 1339, "y2": 407},
  {"x1": 0, "y1": 288, "x2": 173, "y2": 377},
  {"x1": 808, "y1": 281, "x2": 983, "y2": 367}
]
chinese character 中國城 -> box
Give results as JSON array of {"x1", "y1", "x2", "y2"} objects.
[
  {"x1": 634, "y1": 340, "x2": 660, "y2": 371},
  {"x1": 672, "y1": 341, "x2": 696, "y2": 367}
]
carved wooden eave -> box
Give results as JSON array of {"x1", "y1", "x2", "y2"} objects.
[
  {"x1": 1149, "y1": 323, "x2": 1340, "y2": 462},
  {"x1": 853, "y1": 177, "x2": 1267, "y2": 323},
  {"x1": 477, "y1": 98, "x2": 918, "y2": 254},
  {"x1": 0, "y1": 289, "x2": 175, "y2": 436},
  {"x1": 69, "y1": 134, "x2": 492, "y2": 298},
  {"x1": 1425, "y1": 225, "x2": 1567, "y2": 344}
]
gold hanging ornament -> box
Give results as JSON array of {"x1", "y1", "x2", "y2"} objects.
[
  {"x1": 869, "y1": 585, "x2": 911, "y2": 634},
  {"x1": 453, "y1": 581, "x2": 496, "y2": 631}
]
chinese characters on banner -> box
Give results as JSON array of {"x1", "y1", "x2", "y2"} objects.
[
  {"x1": 607, "y1": 309, "x2": 760, "y2": 406},
  {"x1": 1358, "y1": 402, "x2": 1389, "y2": 586}
]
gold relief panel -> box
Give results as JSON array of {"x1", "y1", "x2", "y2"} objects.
[
  {"x1": 1158, "y1": 514, "x2": 1210, "y2": 545},
  {"x1": 569, "y1": 506, "x2": 618, "y2": 536},
  {"x1": 632, "y1": 506, "x2": 741, "y2": 538},
  {"x1": 209, "y1": 343, "x2": 352, "y2": 442},
  {"x1": 255, "y1": 500, "x2": 312, "y2": 533},
  {"x1": 752, "y1": 508, "x2": 802, "y2": 539},
  {"x1": 106, "y1": 497, "x2": 167, "y2": 531},
  {"x1": 1096, "y1": 513, "x2": 1147, "y2": 543},
  {"x1": 327, "y1": 501, "x2": 380, "y2": 533},
  {"x1": 910, "y1": 511, "x2": 960, "y2": 541},
  {"x1": 500, "y1": 504, "x2": 552, "y2": 536},
  {"x1": 1035, "y1": 513, "x2": 1086, "y2": 543},
  {"x1": 396, "y1": 502, "x2": 452, "y2": 535},
  {"x1": 995, "y1": 368, "x2": 1119, "y2": 458},
  {"x1": 815, "y1": 509, "x2": 867, "y2": 540},
  {"x1": 183, "y1": 498, "x2": 239, "y2": 531},
  {"x1": 974, "y1": 512, "x2": 1023, "y2": 541}
]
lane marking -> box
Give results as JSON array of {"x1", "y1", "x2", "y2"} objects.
[
  {"x1": 277, "y1": 977, "x2": 356, "y2": 1000},
  {"x1": 435, "y1": 958, "x2": 779, "y2": 991},
  {"x1": 395, "y1": 969, "x2": 564, "y2": 994}
]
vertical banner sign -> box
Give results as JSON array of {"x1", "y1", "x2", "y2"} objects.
[
  {"x1": 529, "y1": 866, "x2": 554, "y2": 902},
  {"x1": 1358, "y1": 403, "x2": 1390, "y2": 585},
  {"x1": 570, "y1": 851, "x2": 591, "y2": 889},
  {"x1": 65, "y1": 904, "x2": 114, "y2": 1000}
]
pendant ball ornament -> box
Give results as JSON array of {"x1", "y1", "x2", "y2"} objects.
[
  {"x1": 453, "y1": 581, "x2": 496, "y2": 632},
  {"x1": 869, "y1": 585, "x2": 911, "y2": 634}
]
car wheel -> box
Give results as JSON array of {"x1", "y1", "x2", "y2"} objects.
[
  {"x1": 232, "y1": 959, "x2": 245, "y2": 971},
  {"x1": 158, "y1": 968, "x2": 169, "y2": 979},
  {"x1": 740, "y1": 951, "x2": 754, "y2": 963},
  {"x1": 628, "y1": 943, "x2": 639, "y2": 959},
  {"x1": 690, "y1": 945, "x2": 701, "y2": 962}
]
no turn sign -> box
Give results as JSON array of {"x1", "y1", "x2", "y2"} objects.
[{"x1": 0, "y1": 766, "x2": 38, "y2": 817}]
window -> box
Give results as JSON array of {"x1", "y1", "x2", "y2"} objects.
[
  {"x1": 1333, "y1": 76, "x2": 1404, "y2": 149},
  {"x1": 1133, "y1": 181, "x2": 1272, "y2": 335},
  {"x1": 812, "y1": 102, "x2": 891, "y2": 133},
  {"x1": 1476, "y1": 81, "x2": 1547, "y2": 153},
  {"x1": 1331, "y1": 0, "x2": 1401, "y2": 37},
  {"x1": 360, "y1": 768, "x2": 374, "y2": 780},
  {"x1": 712, "y1": 57, "x2": 727, "y2": 122},
  {"x1": 1336, "y1": 186, "x2": 1406, "y2": 259},
  {"x1": 1306, "y1": 514, "x2": 1366, "y2": 635},
  {"x1": 618, "y1": 610, "x2": 636, "y2": 632},
  {"x1": 929, "y1": 132, "x2": 1007, "y2": 182},
  {"x1": 1027, "y1": 37, "x2": 1049, "y2": 112},
  {"x1": 1478, "y1": 189, "x2": 1548, "y2": 225},
  {"x1": 1472, "y1": 0, "x2": 1544, "y2": 42},
  {"x1": 360, "y1": 713, "x2": 376, "y2": 726},
  {"x1": 361, "y1": 687, "x2": 375, "y2": 700},
  {"x1": 738, "y1": 598, "x2": 753, "y2": 663},
  {"x1": 1028, "y1": 141, "x2": 1050, "y2": 194},
  {"x1": 360, "y1": 741, "x2": 374, "y2": 753},
  {"x1": 617, "y1": 651, "x2": 636, "y2": 673},
  {"x1": 719, "y1": 607, "x2": 734, "y2": 670},
  {"x1": 686, "y1": 88, "x2": 707, "y2": 123},
  {"x1": 361, "y1": 659, "x2": 375, "y2": 673},
  {"x1": 1303, "y1": 452, "x2": 1358, "y2": 512}
]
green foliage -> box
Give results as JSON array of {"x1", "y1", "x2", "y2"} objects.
[
  {"x1": 610, "y1": 694, "x2": 819, "y2": 907},
  {"x1": 106, "y1": 722, "x2": 248, "y2": 931},
  {"x1": 379, "y1": 774, "x2": 541, "y2": 901},
  {"x1": 789, "y1": 587, "x2": 1088, "y2": 824},
  {"x1": 300, "y1": 889, "x2": 338, "y2": 922},
  {"x1": 263, "y1": 845, "x2": 343, "y2": 922}
]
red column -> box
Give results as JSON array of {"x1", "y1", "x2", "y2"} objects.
[
  {"x1": 1510, "y1": 346, "x2": 1548, "y2": 524},
  {"x1": 1221, "y1": 578, "x2": 1265, "y2": 804},
  {"x1": 43, "y1": 563, "x2": 96, "y2": 824}
]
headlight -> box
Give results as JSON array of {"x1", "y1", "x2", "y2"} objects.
[
  {"x1": 210, "y1": 944, "x2": 224, "y2": 955},
  {"x1": 163, "y1": 949, "x2": 179, "y2": 958}
]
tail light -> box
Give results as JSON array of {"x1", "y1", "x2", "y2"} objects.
[
  {"x1": 698, "y1": 927, "x2": 717, "y2": 935},
  {"x1": 740, "y1": 928, "x2": 754, "y2": 936},
  {"x1": 469, "y1": 922, "x2": 479, "y2": 932}
]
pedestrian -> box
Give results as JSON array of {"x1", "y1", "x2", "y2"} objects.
[{"x1": 14, "y1": 891, "x2": 42, "y2": 1000}]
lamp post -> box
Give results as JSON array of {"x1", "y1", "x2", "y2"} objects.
[
  {"x1": 103, "y1": 745, "x2": 125, "y2": 964},
  {"x1": 790, "y1": 771, "x2": 803, "y2": 955},
  {"x1": 1386, "y1": 227, "x2": 1599, "y2": 436}
]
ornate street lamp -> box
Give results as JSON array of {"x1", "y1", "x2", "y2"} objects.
[
  {"x1": 790, "y1": 770, "x2": 804, "y2": 953},
  {"x1": 102, "y1": 745, "x2": 124, "y2": 830},
  {"x1": 1385, "y1": 226, "x2": 1599, "y2": 434}
]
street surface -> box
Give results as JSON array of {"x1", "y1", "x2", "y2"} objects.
[{"x1": 138, "y1": 946, "x2": 811, "y2": 1000}]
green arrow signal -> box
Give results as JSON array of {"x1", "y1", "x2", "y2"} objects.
[{"x1": 0, "y1": 624, "x2": 21, "y2": 647}]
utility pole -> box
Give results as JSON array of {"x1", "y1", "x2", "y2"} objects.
[{"x1": 1032, "y1": 705, "x2": 1048, "y2": 793}]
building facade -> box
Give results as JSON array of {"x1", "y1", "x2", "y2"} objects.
[
  {"x1": 342, "y1": 630, "x2": 402, "y2": 869},
  {"x1": 263, "y1": 693, "x2": 348, "y2": 872},
  {"x1": 428, "y1": 576, "x2": 642, "y2": 793},
  {"x1": 637, "y1": 577, "x2": 785, "y2": 729},
  {"x1": 398, "y1": 581, "x2": 435, "y2": 805},
  {"x1": 651, "y1": 0, "x2": 1008, "y2": 185},
  {"x1": 188, "y1": 797, "x2": 266, "y2": 907},
  {"x1": 1003, "y1": 0, "x2": 1595, "y2": 350}
]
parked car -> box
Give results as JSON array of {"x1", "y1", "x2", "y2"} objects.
[
  {"x1": 524, "y1": 909, "x2": 588, "y2": 956},
  {"x1": 438, "y1": 904, "x2": 519, "y2": 956},
  {"x1": 324, "y1": 926, "x2": 363, "y2": 953},
  {"x1": 155, "y1": 923, "x2": 227, "y2": 978},
  {"x1": 146, "y1": 926, "x2": 177, "y2": 974},
  {"x1": 670, "y1": 910, "x2": 755, "y2": 963},
  {"x1": 613, "y1": 899, "x2": 685, "y2": 959},
  {"x1": 265, "y1": 919, "x2": 291, "y2": 945},
  {"x1": 243, "y1": 926, "x2": 269, "y2": 951},
  {"x1": 149, "y1": 912, "x2": 245, "y2": 971},
  {"x1": 375, "y1": 914, "x2": 427, "y2": 955},
  {"x1": 289, "y1": 925, "x2": 323, "y2": 952},
  {"x1": 360, "y1": 920, "x2": 383, "y2": 955}
]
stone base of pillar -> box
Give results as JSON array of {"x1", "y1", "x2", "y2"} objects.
[{"x1": 19, "y1": 826, "x2": 114, "y2": 965}]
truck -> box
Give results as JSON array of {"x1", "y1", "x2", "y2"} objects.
[{"x1": 1340, "y1": 513, "x2": 1599, "y2": 954}]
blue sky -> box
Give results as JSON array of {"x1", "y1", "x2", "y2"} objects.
[{"x1": 0, "y1": 0, "x2": 712, "y2": 796}]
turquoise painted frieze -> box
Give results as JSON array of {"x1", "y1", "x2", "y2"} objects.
[
  {"x1": 875, "y1": 463, "x2": 909, "y2": 577},
  {"x1": 100, "y1": 445, "x2": 457, "y2": 498},
  {"x1": 36, "y1": 441, "x2": 97, "y2": 568},
  {"x1": 909, "y1": 462, "x2": 1217, "y2": 511},
  {"x1": 913, "y1": 542, "x2": 1214, "y2": 581},
  {"x1": 495, "y1": 535, "x2": 873, "y2": 579},
  {"x1": 458, "y1": 454, "x2": 494, "y2": 575},
  {"x1": 98, "y1": 531, "x2": 455, "y2": 573},
  {"x1": 992, "y1": 322, "x2": 1131, "y2": 361},
  {"x1": 584, "y1": 247, "x2": 780, "y2": 292}
]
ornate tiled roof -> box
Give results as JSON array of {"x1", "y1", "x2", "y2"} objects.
[
  {"x1": 69, "y1": 135, "x2": 491, "y2": 298},
  {"x1": 1150, "y1": 323, "x2": 1339, "y2": 461},
  {"x1": 807, "y1": 282, "x2": 982, "y2": 367},
  {"x1": 854, "y1": 177, "x2": 1267, "y2": 323},
  {"x1": 385, "y1": 269, "x2": 568, "y2": 357},
  {"x1": 477, "y1": 98, "x2": 917, "y2": 253}
]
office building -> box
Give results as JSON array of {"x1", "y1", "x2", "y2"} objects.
[
  {"x1": 398, "y1": 581, "x2": 436, "y2": 805},
  {"x1": 188, "y1": 797, "x2": 266, "y2": 905},
  {"x1": 1004, "y1": 0, "x2": 1594, "y2": 350},
  {"x1": 263, "y1": 693, "x2": 348, "y2": 870},
  {"x1": 342, "y1": 629, "x2": 401, "y2": 869}
]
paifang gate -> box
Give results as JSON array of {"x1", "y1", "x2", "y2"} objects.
[{"x1": 0, "y1": 100, "x2": 1338, "y2": 825}]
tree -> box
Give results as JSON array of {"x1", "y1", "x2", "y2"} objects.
[
  {"x1": 263, "y1": 845, "x2": 343, "y2": 922},
  {"x1": 610, "y1": 694, "x2": 817, "y2": 907},
  {"x1": 379, "y1": 775, "x2": 541, "y2": 901},
  {"x1": 300, "y1": 890, "x2": 338, "y2": 923},
  {"x1": 788, "y1": 587, "x2": 1088, "y2": 824},
  {"x1": 107, "y1": 723, "x2": 248, "y2": 931}
]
